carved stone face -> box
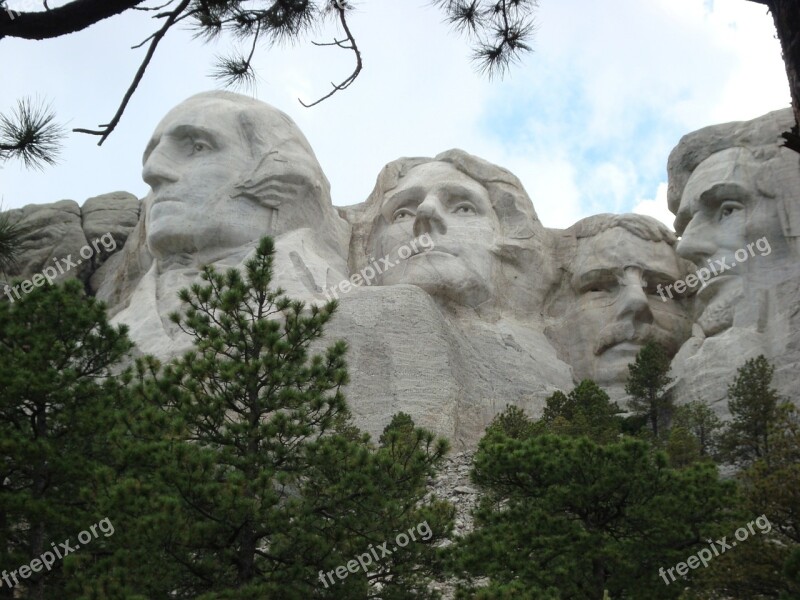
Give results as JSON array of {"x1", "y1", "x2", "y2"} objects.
[
  {"x1": 141, "y1": 94, "x2": 333, "y2": 262},
  {"x1": 142, "y1": 96, "x2": 273, "y2": 259},
  {"x1": 374, "y1": 162, "x2": 501, "y2": 308},
  {"x1": 674, "y1": 148, "x2": 756, "y2": 305},
  {"x1": 565, "y1": 228, "x2": 689, "y2": 385}
]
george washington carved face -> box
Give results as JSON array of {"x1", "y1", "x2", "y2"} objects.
[{"x1": 142, "y1": 91, "x2": 333, "y2": 261}]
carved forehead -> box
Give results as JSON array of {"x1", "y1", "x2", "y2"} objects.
[
  {"x1": 674, "y1": 147, "x2": 756, "y2": 234},
  {"x1": 575, "y1": 227, "x2": 680, "y2": 275},
  {"x1": 682, "y1": 148, "x2": 755, "y2": 199},
  {"x1": 143, "y1": 97, "x2": 247, "y2": 165},
  {"x1": 386, "y1": 161, "x2": 487, "y2": 197},
  {"x1": 142, "y1": 94, "x2": 308, "y2": 166}
]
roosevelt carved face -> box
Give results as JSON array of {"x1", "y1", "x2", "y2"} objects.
[
  {"x1": 373, "y1": 162, "x2": 501, "y2": 308},
  {"x1": 141, "y1": 94, "x2": 329, "y2": 261},
  {"x1": 565, "y1": 228, "x2": 689, "y2": 385}
]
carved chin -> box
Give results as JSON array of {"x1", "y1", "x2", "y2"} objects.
[
  {"x1": 147, "y1": 221, "x2": 199, "y2": 258},
  {"x1": 695, "y1": 279, "x2": 743, "y2": 337}
]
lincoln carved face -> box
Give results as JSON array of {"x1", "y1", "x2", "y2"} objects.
[{"x1": 141, "y1": 92, "x2": 332, "y2": 261}]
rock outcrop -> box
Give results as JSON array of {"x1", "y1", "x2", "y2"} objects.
[{"x1": 4, "y1": 95, "x2": 798, "y2": 446}]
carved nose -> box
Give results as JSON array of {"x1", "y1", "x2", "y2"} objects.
[
  {"x1": 676, "y1": 219, "x2": 717, "y2": 265},
  {"x1": 413, "y1": 194, "x2": 446, "y2": 237},
  {"x1": 142, "y1": 147, "x2": 179, "y2": 192},
  {"x1": 615, "y1": 269, "x2": 653, "y2": 325}
]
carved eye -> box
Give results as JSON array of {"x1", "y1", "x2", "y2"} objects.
[
  {"x1": 719, "y1": 201, "x2": 743, "y2": 220},
  {"x1": 453, "y1": 203, "x2": 476, "y2": 216},
  {"x1": 582, "y1": 276, "x2": 616, "y2": 294},
  {"x1": 392, "y1": 208, "x2": 415, "y2": 223},
  {"x1": 190, "y1": 140, "x2": 211, "y2": 155},
  {"x1": 586, "y1": 283, "x2": 613, "y2": 294}
]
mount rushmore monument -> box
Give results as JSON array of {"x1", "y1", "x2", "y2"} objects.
[{"x1": 3, "y1": 91, "x2": 799, "y2": 448}]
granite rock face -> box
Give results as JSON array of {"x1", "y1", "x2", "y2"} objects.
[
  {"x1": 8, "y1": 94, "x2": 797, "y2": 445},
  {"x1": 1, "y1": 193, "x2": 140, "y2": 299},
  {"x1": 667, "y1": 107, "x2": 800, "y2": 417}
]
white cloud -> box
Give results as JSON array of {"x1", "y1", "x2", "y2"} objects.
[{"x1": 633, "y1": 183, "x2": 675, "y2": 230}]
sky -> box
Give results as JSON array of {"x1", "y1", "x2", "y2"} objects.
[{"x1": 0, "y1": 0, "x2": 791, "y2": 230}]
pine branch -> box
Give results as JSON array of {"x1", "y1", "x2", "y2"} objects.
[
  {"x1": 432, "y1": 0, "x2": 537, "y2": 78},
  {"x1": 0, "y1": 96, "x2": 64, "y2": 170}
]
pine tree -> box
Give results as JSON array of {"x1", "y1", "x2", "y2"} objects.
[
  {"x1": 692, "y1": 404, "x2": 800, "y2": 599},
  {"x1": 671, "y1": 400, "x2": 723, "y2": 459},
  {"x1": 484, "y1": 404, "x2": 540, "y2": 440},
  {"x1": 0, "y1": 209, "x2": 30, "y2": 276},
  {"x1": 75, "y1": 237, "x2": 452, "y2": 599},
  {"x1": 720, "y1": 355, "x2": 783, "y2": 466},
  {"x1": 0, "y1": 279, "x2": 132, "y2": 599},
  {"x1": 625, "y1": 342, "x2": 673, "y2": 438},
  {"x1": 540, "y1": 379, "x2": 623, "y2": 443},
  {"x1": 450, "y1": 430, "x2": 736, "y2": 599}
]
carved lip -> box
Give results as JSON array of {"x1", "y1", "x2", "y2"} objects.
[
  {"x1": 409, "y1": 248, "x2": 455, "y2": 259},
  {"x1": 605, "y1": 341, "x2": 643, "y2": 353},
  {"x1": 150, "y1": 195, "x2": 184, "y2": 208}
]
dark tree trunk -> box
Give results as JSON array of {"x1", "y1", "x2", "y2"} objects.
[{"x1": 753, "y1": 0, "x2": 800, "y2": 151}]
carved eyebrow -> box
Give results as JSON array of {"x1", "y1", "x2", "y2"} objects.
[
  {"x1": 642, "y1": 267, "x2": 680, "y2": 283},
  {"x1": 382, "y1": 188, "x2": 421, "y2": 220},
  {"x1": 166, "y1": 124, "x2": 218, "y2": 142},
  {"x1": 384, "y1": 182, "x2": 485, "y2": 212},
  {"x1": 698, "y1": 182, "x2": 750, "y2": 209},
  {"x1": 572, "y1": 267, "x2": 619, "y2": 291},
  {"x1": 142, "y1": 125, "x2": 219, "y2": 165},
  {"x1": 675, "y1": 181, "x2": 749, "y2": 234}
]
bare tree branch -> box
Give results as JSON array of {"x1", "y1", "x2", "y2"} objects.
[
  {"x1": 73, "y1": 0, "x2": 192, "y2": 145},
  {"x1": 132, "y1": 0, "x2": 176, "y2": 11},
  {"x1": 299, "y1": 0, "x2": 362, "y2": 108},
  {"x1": 0, "y1": 0, "x2": 148, "y2": 40}
]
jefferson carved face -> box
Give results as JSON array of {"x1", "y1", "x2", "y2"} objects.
[
  {"x1": 141, "y1": 93, "x2": 330, "y2": 261},
  {"x1": 565, "y1": 228, "x2": 689, "y2": 385},
  {"x1": 373, "y1": 162, "x2": 501, "y2": 308}
]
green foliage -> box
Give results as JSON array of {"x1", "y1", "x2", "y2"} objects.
[
  {"x1": 0, "y1": 279, "x2": 133, "y2": 598},
  {"x1": 540, "y1": 379, "x2": 623, "y2": 443},
  {"x1": 74, "y1": 237, "x2": 451, "y2": 599},
  {"x1": 0, "y1": 209, "x2": 31, "y2": 275},
  {"x1": 625, "y1": 342, "x2": 674, "y2": 438},
  {"x1": 665, "y1": 426, "x2": 702, "y2": 468},
  {"x1": 484, "y1": 404, "x2": 539, "y2": 440},
  {"x1": 451, "y1": 429, "x2": 736, "y2": 599},
  {"x1": 720, "y1": 355, "x2": 783, "y2": 466},
  {"x1": 672, "y1": 401, "x2": 723, "y2": 458},
  {"x1": 303, "y1": 413, "x2": 454, "y2": 599},
  {"x1": 721, "y1": 403, "x2": 800, "y2": 598}
]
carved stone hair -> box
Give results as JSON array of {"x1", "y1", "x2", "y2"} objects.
[
  {"x1": 568, "y1": 212, "x2": 677, "y2": 245},
  {"x1": 361, "y1": 148, "x2": 545, "y2": 261},
  {"x1": 667, "y1": 107, "x2": 798, "y2": 221}
]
